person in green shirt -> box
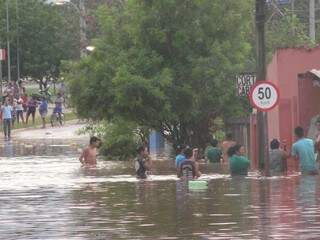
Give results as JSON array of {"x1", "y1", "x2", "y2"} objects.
[
  {"x1": 205, "y1": 139, "x2": 222, "y2": 163},
  {"x1": 227, "y1": 144, "x2": 250, "y2": 176}
]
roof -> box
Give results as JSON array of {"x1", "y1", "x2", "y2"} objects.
[{"x1": 298, "y1": 69, "x2": 320, "y2": 87}]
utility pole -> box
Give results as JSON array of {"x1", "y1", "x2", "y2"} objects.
[
  {"x1": 0, "y1": 55, "x2": 2, "y2": 97},
  {"x1": 310, "y1": 0, "x2": 316, "y2": 41},
  {"x1": 256, "y1": 0, "x2": 270, "y2": 176},
  {"x1": 79, "y1": 0, "x2": 87, "y2": 57},
  {"x1": 16, "y1": 0, "x2": 20, "y2": 82},
  {"x1": 6, "y1": 0, "x2": 11, "y2": 82},
  {"x1": 291, "y1": 0, "x2": 295, "y2": 35}
]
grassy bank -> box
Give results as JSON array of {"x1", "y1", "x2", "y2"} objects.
[{"x1": 10, "y1": 112, "x2": 78, "y2": 130}]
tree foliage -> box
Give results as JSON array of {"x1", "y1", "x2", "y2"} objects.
[
  {"x1": 0, "y1": 0, "x2": 79, "y2": 83},
  {"x1": 266, "y1": 9, "x2": 312, "y2": 58},
  {"x1": 66, "y1": 0, "x2": 253, "y2": 149}
]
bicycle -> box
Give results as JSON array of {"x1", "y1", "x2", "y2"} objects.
[{"x1": 50, "y1": 111, "x2": 65, "y2": 127}]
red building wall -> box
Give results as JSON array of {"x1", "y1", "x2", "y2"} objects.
[
  {"x1": 255, "y1": 46, "x2": 320, "y2": 172},
  {"x1": 267, "y1": 46, "x2": 320, "y2": 147}
]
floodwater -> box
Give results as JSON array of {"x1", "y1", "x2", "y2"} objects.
[{"x1": 1, "y1": 139, "x2": 320, "y2": 239}]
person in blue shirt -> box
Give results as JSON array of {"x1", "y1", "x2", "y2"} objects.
[
  {"x1": 292, "y1": 126, "x2": 318, "y2": 175},
  {"x1": 1, "y1": 98, "x2": 13, "y2": 140},
  {"x1": 175, "y1": 144, "x2": 187, "y2": 169}
]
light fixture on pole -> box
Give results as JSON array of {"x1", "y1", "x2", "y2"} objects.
[{"x1": 85, "y1": 46, "x2": 95, "y2": 52}]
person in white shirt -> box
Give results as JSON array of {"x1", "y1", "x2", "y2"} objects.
[
  {"x1": 1, "y1": 98, "x2": 13, "y2": 140},
  {"x1": 16, "y1": 96, "x2": 25, "y2": 124}
]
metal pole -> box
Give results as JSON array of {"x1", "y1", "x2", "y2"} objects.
[
  {"x1": 16, "y1": 0, "x2": 20, "y2": 82},
  {"x1": 0, "y1": 60, "x2": 2, "y2": 98},
  {"x1": 6, "y1": 0, "x2": 11, "y2": 82},
  {"x1": 256, "y1": 0, "x2": 270, "y2": 176},
  {"x1": 291, "y1": 0, "x2": 295, "y2": 35},
  {"x1": 79, "y1": 0, "x2": 87, "y2": 57},
  {"x1": 310, "y1": 0, "x2": 316, "y2": 41}
]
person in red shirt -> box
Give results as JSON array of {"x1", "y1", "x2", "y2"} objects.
[{"x1": 21, "y1": 93, "x2": 28, "y2": 113}]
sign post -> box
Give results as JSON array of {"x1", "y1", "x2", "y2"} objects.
[
  {"x1": 249, "y1": 80, "x2": 279, "y2": 176},
  {"x1": 256, "y1": 0, "x2": 269, "y2": 176}
]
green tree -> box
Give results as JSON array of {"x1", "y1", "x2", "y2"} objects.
[
  {"x1": 266, "y1": 9, "x2": 312, "y2": 58},
  {"x1": 66, "y1": 0, "x2": 253, "y2": 149},
  {"x1": 0, "y1": 0, "x2": 79, "y2": 86}
]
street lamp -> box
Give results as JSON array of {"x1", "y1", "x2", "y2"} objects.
[
  {"x1": 85, "y1": 46, "x2": 95, "y2": 52},
  {"x1": 55, "y1": 0, "x2": 88, "y2": 57}
]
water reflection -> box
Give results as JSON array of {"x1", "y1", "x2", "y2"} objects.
[{"x1": 1, "y1": 140, "x2": 320, "y2": 239}]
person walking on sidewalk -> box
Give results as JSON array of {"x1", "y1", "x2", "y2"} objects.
[{"x1": 1, "y1": 98, "x2": 13, "y2": 141}]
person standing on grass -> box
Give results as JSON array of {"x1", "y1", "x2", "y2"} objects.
[
  {"x1": 26, "y1": 96, "x2": 37, "y2": 125},
  {"x1": 16, "y1": 96, "x2": 25, "y2": 124},
  {"x1": 21, "y1": 93, "x2": 28, "y2": 113},
  {"x1": 11, "y1": 99, "x2": 17, "y2": 128},
  {"x1": 39, "y1": 97, "x2": 48, "y2": 128},
  {"x1": 292, "y1": 126, "x2": 318, "y2": 175},
  {"x1": 53, "y1": 93, "x2": 64, "y2": 114},
  {"x1": 1, "y1": 98, "x2": 13, "y2": 141}
]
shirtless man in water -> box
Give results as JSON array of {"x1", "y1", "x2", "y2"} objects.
[
  {"x1": 222, "y1": 133, "x2": 236, "y2": 164},
  {"x1": 79, "y1": 136, "x2": 101, "y2": 165}
]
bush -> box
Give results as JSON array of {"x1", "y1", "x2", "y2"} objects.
[{"x1": 78, "y1": 120, "x2": 149, "y2": 160}]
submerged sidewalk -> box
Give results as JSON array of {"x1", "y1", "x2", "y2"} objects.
[{"x1": 13, "y1": 121, "x2": 89, "y2": 140}]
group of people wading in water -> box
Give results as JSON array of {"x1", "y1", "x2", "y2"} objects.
[{"x1": 79, "y1": 121, "x2": 320, "y2": 179}]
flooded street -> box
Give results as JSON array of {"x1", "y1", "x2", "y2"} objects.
[{"x1": 0, "y1": 130, "x2": 320, "y2": 239}]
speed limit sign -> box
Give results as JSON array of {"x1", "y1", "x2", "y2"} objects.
[{"x1": 249, "y1": 81, "x2": 280, "y2": 111}]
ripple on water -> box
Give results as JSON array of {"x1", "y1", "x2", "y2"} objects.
[
  {"x1": 208, "y1": 222, "x2": 238, "y2": 226},
  {"x1": 3, "y1": 143, "x2": 320, "y2": 240}
]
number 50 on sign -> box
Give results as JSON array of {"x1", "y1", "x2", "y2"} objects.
[{"x1": 249, "y1": 81, "x2": 280, "y2": 111}]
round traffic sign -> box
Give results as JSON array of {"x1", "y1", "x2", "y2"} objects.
[{"x1": 249, "y1": 81, "x2": 280, "y2": 111}]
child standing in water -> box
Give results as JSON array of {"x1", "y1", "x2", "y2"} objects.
[
  {"x1": 135, "y1": 146, "x2": 151, "y2": 179},
  {"x1": 79, "y1": 136, "x2": 101, "y2": 166}
]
